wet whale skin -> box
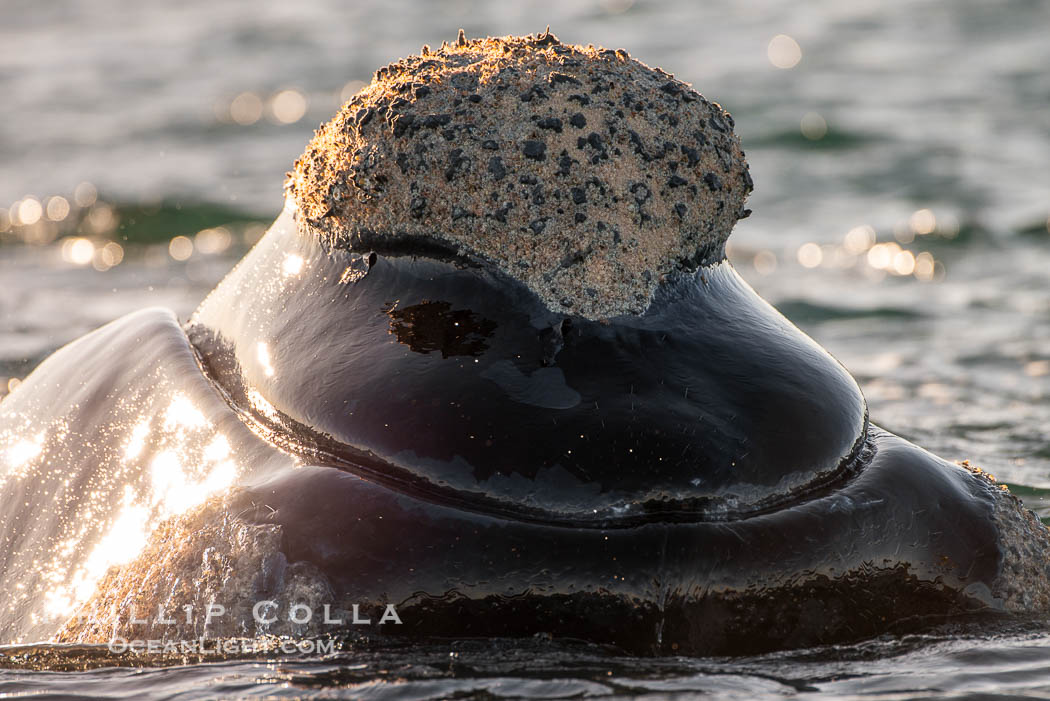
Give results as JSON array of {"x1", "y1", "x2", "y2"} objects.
[{"x1": 0, "y1": 208, "x2": 1005, "y2": 653}]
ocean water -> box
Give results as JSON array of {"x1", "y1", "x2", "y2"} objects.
[{"x1": 1, "y1": 0, "x2": 1049, "y2": 697}]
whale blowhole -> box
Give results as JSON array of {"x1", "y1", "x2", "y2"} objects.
[{"x1": 287, "y1": 30, "x2": 753, "y2": 320}]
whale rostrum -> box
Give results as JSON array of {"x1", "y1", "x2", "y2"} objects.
[{"x1": 1, "y1": 32, "x2": 1049, "y2": 655}]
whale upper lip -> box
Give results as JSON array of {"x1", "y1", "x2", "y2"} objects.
[{"x1": 187, "y1": 217, "x2": 871, "y2": 529}]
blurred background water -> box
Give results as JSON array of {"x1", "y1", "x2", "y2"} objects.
[{"x1": 1, "y1": 0, "x2": 1049, "y2": 697}]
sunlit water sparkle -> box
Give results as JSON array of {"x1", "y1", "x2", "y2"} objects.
[{"x1": 1, "y1": 0, "x2": 1049, "y2": 696}]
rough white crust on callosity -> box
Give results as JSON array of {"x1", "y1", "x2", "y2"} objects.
[{"x1": 287, "y1": 30, "x2": 753, "y2": 320}]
